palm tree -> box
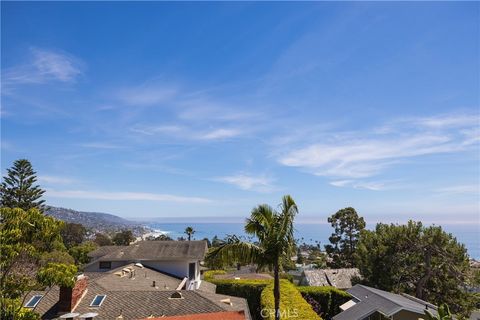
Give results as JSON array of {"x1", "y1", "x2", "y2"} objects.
[
  {"x1": 424, "y1": 303, "x2": 453, "y2": 320},
  {"x1": 184, "y1": 226, "x2": 195, "y2": 241},
  {"x1": 207, "y1": 195, "x2": 298, "y2": 320}
]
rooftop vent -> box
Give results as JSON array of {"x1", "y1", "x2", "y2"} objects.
[
  {"x1": 169, "y1": 292, "x2": 183, "y2": 299},
  {"x1": 221, "y1": 298, "x2": 233, "y2": 306}
]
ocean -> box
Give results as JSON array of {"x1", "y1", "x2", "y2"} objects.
[{"x1": 148, "y1": 222, "x2": 480, "y2": 260}]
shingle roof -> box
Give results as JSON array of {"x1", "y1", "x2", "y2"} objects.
[
  {"x1": 302, "y1": 268, "x2": 360, "y2": 289},
  {"x1": 89, "y1": 241, "x2": 208, "y2": 261},
  {"x1": 143, "y1": 311, "x2": 247, "y2": 320},
  {"x1": 25, "y1": 263, "x2": 250, "y2": 320},
  {"x1": 87, "y1": 246, "x2": 127, "y2": 259},
  {"x1": 333, "y1": 284, "x2": 438, "y2": 320}
]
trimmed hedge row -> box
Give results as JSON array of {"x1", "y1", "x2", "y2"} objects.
[
  {"x1": 297, "y1": 286, "x2": 351, "y2": 320},
  {"x1": 206, "y1": 276, "x2": 271, "y2": 320},
  {"x1": 261, "y1": 280, "x2": 321, "y2": 320},
  {"x1": 203, "y1": 269, "x2": 227, "y2": 280}
]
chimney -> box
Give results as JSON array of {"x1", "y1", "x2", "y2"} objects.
[{"x1": 58, "y1": 275, "x2": 88, "y2": 312}]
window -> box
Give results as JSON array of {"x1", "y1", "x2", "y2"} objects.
[
  {"x1": 188, "y1": 262, "x2": 196, "y2": 280},
  {"x1": 90, "y1": 295, "x2": 106, "y2": 307},
  {"x1": 25, "y1": 295, "x2": 43, "y2": 308},
  {"x1": 99, "y1": 261, "x2": 111, "y2": 269}
]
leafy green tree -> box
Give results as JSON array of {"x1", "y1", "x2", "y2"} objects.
[
  {"x1": 112, "y1": 230, "x2": 135, "y2": 245},
  {"x1": 211, "y1": 235, "x2": 222, "y2": 247},
  {"x1": 207, "y1": 195, "x2": 298, "y2": 320},
  {"x1": 39, "y1": 250, "x2": 75, "y2": 266},
  {"x1": 325, "y1": 207, "x2": 365, "y2": 268},
  {"x1": 0, "y1": 207, "x2": 77, "y2": 318},
  {"x1": 94, "y1": 232, "x2": 112, "y2": 246},
  {"x1": 184, "y1": 226, "x2": 195, "y2": 241},
  {"x1": 0, "y1": 159, "x2": 45, "y2": 211},
  {"x1": 61, "y1": 222, "x2": 87, "y2": 248},
  {"x1": 355, "y1": 221, "x2": 474, "y2": 316},
  {"x1": 69, "y1": 241, "x2": 98, "y2": 265}
]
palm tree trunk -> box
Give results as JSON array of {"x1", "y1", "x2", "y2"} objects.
[{"x1": 273, "y1": 258, "x2": 280, "y2": 320}]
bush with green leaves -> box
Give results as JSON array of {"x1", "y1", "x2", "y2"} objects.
[
  {"x1": 261, "y1": 280, "x2": 321, "y2": 320},
  {"x1": 297, "y1": 286, "x2": 351, "y2": 320},
  {"x1": 209, "y1": 278, "x2": 270, "y2": 320}
]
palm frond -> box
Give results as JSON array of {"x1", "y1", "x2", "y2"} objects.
[{"x1": 206, "y1": 236, "x2": 265, "y2": 266}]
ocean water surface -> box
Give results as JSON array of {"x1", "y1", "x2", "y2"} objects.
[{"x1": 148, "y1": 222, "x2": 480, "y2": 259}]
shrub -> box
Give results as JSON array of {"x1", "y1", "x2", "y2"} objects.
[
  {"x1": 297, "y1": 286, "x2": 351, "y2": 320},
  {"x1": 209, "y1": 278, "x2": 271, "y2": 320},
  {"x1": 203, "y1": 269, "x2": 227, "y2": 281},
  {"x1": 261, "y1": 280, "x2": 321, "y2": 320}
]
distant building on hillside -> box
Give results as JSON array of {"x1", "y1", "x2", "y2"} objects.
[
  {"x1": 333, "y1": 284, "x2": 438, "y2": 320},
  {"x1": 299, "y1": 268, "x2": 360, "y2": 289}
]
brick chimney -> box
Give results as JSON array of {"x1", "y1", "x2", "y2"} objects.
[{"x1": 58, "y1": 274, "x2": 88, "y2": 312}]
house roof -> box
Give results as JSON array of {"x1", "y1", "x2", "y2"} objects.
[
  {"x1": 25, "y1": 264, "x2": 250, "y2": 320},
  {"x1": 333, "y1": 284, "x2": 438, "y2": 320},
  {"x1": 303, "y1": 268, "x2": 360, "y2": 289},
  {"x1": 88, "y1": 241, "x2": 208, "y2": 261},
  {"x1": 143, "y1": 311, "x2": 247, "y2": 320}
]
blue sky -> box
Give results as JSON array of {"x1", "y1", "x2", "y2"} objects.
[{"x1": 1, "y1": 2, "x2": 479, "y2": 224}]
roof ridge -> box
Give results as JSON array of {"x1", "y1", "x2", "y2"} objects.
[{"x1": 356, "y1": 285, "x2": 403, "y2": 307}]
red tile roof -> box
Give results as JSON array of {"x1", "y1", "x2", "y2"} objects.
[{"x1": 142, "y1": 311, "x2": 246, "y2": 320}]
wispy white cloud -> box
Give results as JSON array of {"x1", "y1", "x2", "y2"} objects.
[
  {"x1": 330, "y1": 179, "x2": 393, "y2": 191},
  {"x1": 2, "y1": 48, "x2": 83, "y2": 86},
  {"x1": 79, "y1": 142, "x2": 125, "y2": 149},
  {"x1": 199, "y1": 128, "x2": 242, "y2": 140},
  {"x1": 46, "y1": 189, "x2": 211, "y2": 203},
  {"x1": 38, "y1": 175, "x2": 76, "y2": 185},
  {"x1": 278, "y1": 113, "x2": 479, "y2": 181},
  {"x1": 435, "y1": 185, "x2": 479, "y2": 195},
  {"x1": 130, "y1": 124, "x2": 245, "y2": 141},
  {"x1": 114, "y1": 83, "x2": 178, "y2": 106},
  {"x1": 215, "y1": 174, "x2": 276, "y2": 193}
]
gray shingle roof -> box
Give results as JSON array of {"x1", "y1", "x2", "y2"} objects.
[
  {"x1": 302, "y1": 268, "x2": 360, "y2": 289},
  {"x1": 333, "y1": 284, "x2": 438, "y2": 320},
  {"x1": 89, "y1": 241, "x2": 208, "y2": 262},
  {"x1": 25, "y1": 265, "x2": 250, "y2": 320}
]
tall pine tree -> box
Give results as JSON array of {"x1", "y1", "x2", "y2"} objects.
[{"x1": 0, "y1": 159, "x2": 45, "y2": 211}]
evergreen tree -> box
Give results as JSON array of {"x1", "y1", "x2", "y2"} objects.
[
  {"x1": 0, "y1": 159, "x2": 45, "y2": 212},
  {"x1": 325, "y1": 207, "x2": 365, "y2": 268},
  {"x1": 184, "y1": 226, "x2": 195, "y2": 241}
]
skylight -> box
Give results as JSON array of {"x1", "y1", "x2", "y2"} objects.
[
  {"x1": 25, "y1": 295, "x2": 43, "y2": 308},
  {"x1": 90, "y1": 295, "x2": 106, "y2": 307}
]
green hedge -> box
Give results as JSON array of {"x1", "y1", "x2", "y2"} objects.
[
  {"x1": 209, "y1": 278, "x2": 271, "y2": 320},
  {"x1": 261, "y1": 280, "x2": 321, "y2": 320},
  {"x1": 297, "y1": 286, "x2": 351, "y2": 320},
  {"x1": 203, "y1": 269, "x2": 227, "y2": 280}
]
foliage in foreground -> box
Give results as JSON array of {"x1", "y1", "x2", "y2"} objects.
[
  {"x1": 424, "y1": 303, "x2": 453, "y2": 320},
  {"x1": 207, "y1": 195, "x2": 298, "y2": 320},
  {"x1": 355, "y1": 220, "x2": 475, "y2": 317},
  {"x1": 261, "y1": 280, "x2": 320, "y2": 320},
  {"x1": 297, "y1": 286, "x2": 351, "y2": 320},
  {"x1": 207, "y1": 276, "x2": 270, "y2": 320},
  {"x1": 0, "y1": 207, "x2": 77, "y2": 319}
]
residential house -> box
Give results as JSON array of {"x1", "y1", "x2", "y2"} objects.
[
  {"x1": 333, "y1": 284, "x2": 438, "y2": 320},
  {"x1": 299, "y1": 268, "x2": 360, "y2": 289},
  {"x1": 24, "y1": 263, "x2": 251, "y2": 319},
  {"x1": 85, "y1": 241, "x2": 207, "y2": 290}
]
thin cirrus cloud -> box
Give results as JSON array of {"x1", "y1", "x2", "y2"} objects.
[
  {"x1": 114, "y1": 84, "x2": 178, "y2": 107},
  {"x1": 130, "y1": 124, "x2": 245, "y2": 141},
  {"x1": 435, "y1": 185, "x2": 479, "y2": 195},
  {"x1": 278, "y1": 113, "x2": 479, "y2": 181},
  {"x1": 215, "y1": 174, "x2": 276, "y2": 193},
  {"x1": 46, "y1": 189, "x2": 212, "y2": 203},
  {"x1": 2, "y1": 48, "x2": 84, "y2": 86},
  {"x1": 37, "y1": 175, "x2": 76, "y2": 185}
]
